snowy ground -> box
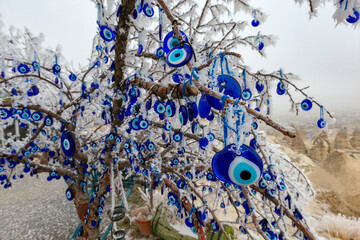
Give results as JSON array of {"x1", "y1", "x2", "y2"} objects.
[{"x1": 0, "y1": 173, "x2": 78, "y2": 240}]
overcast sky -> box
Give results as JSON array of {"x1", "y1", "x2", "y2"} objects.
[{"x1": 0, "y1": 0, "x2": 359, "y2": 118}]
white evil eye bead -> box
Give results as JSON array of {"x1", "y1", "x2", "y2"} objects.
[
  {"x1": 252, "y1": 122, "x2": 258, "y2": 130},
  {"x1": 44, "y1": 115, "x2": 53, "y2": 126},
  {"x1": 61, "y1": 131, "x2": 76, "y2": 157},
  {"x1": 146, "y1": 140, "x2": 155, "y2": 151},
  {"x1": 251, "y1": 19, "x2": 260, "y2": 27},
  {"x1": 199, "y1": 137, "x2": 209, "y2": 150},
  {"x1": 208, "y1": 132, "x2": 215, "y2": 141},
  {"x1": 301, "y1": 99, "x2": 312, "y2": 111},
  {"x1": 211, "y1": 144, "x2": 263, "y2": 186},
  {"x1": 346, "y1": 8, "x2": 360, "y2": 23},
  {"x1": 165, "y1": 100, "x2": 176, "y2": 117},
  {"x1": 66, "y1": 188, "x2": 74, "y2": 201},
  {"x1": 17, "y1": 63, "x2": 30, "y2": 74},
  {"x1": 154, "y1": 100, "x2": 166, "y2": 114},
  {"x1": 100, "y1": 25, "x2": 115, "y2": 42},
  {"x1": 256, "y1": 81, "x2": 264, "y2": 92},
  {"x1": 69, "y1": 73, "x2": 77, "y2": 81},
  {"x1": 241, "y1": 89, "x2": 252, "y2": 101},
  {"x1": 258, "y1": 42, "x2": 264, "y2": 51},
  {"x1": 31, "y1": 111, "x2": 43, "y2": 121},
  {"x1": 52, "y1": 64, "x2": 61, "y2": 75},
  {"x1": 179, "y1": 105, "x2": 188, "y2": 126},
  {"x1": 163, "y1": 121, "x2": 172, "y2": 131},
  {"x1": 173, "y1": 132, "x2": 183, "y2": 142},
  {"x1": 163, "y1": 30, "x2": 189, "y2": 54},
  {"x1": 0, "y1": 108, "x2": 10, "y2": 120},
  {"x1": 317, "y1": 118, "x2": 326, "y2": 129},
  {"x1": 130, "y1": 118, "x2": 140, "y2": 131},
  {"x1": 139, "y1": 119, "x2": 149, "y2": 129},
  {"x1": 191, "y1": 121, "x2": 198, "y2": 134},
  {"x1": 156, "y1": 47, "x2": 165, "y2": 58},
  {"x1": 143, "y1": 3, "x2": 154, "y2": 17},
  {"x1": 166, "y1": 44, "x2": 193, "y2": 68}
]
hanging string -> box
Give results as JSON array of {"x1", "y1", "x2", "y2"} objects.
[
  {"x1": 159, "y1": 8, "x2": 163, "y2": 44},
  {"x1": 242, "y1": 69, "x2": 247, "y2": 89},
  {"x1": 182, "y1": 67, "x2": 198, "y2": 103},
  {"x1": 320, "y1": 105, "x2": 324, "y2": 119},
  {"x1": 97, "y1": 2, "x2": 101, "y2": 24}
]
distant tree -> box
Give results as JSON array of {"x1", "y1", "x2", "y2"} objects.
[{"x1": 0, "y1": 0, "x2": 357, "y2": 239}]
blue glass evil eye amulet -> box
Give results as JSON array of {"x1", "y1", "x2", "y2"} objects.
[
  {"x1": 61, "y1": 131, "x2": 76, "y2": 157},
  {"x1": 211, "y1": 144, "x2": 263, "y2": 186},
  {"x1": 166, "y1": 44, "x2": 193, "y2": 68},
  {"x1": 163, "y1": 30, "x2": 189, "y2": 54},
  {"x1": 217, "y1": 75, "x2": 241, "y2": 99},
  {"x1": 301, "y1": 99, "x2": 312, "y2": 111}
]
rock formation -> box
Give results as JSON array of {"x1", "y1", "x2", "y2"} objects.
[
  {"x1": 287, "y1": 124, "x2": 307, "y2": 154},
  {"x1": 350, "y1": 129, "x2": 360, "y2": 150},
  {"x1": 308, "y1": 130, "x2": 331, "y2": 161},
  {"x1": 333, "y1": 128, "x2": 352, "y2": 149}
]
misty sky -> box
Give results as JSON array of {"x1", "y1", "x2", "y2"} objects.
[{"x1": 0, "y1": 0, "x2": 359, "y2": 118}]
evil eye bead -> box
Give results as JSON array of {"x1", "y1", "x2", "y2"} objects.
[
  {"x1": 277, "y1": 181, "x2": 286, "y2": 191},
  {"x1": 317, "y1": 118, "x2": 326, "y2": 129},
  {"x1": 163, "y1": 30, "x2": 189, "y2": 54},
  {"x1": 137, "y1": 44, "x2": 143, "y2": 55},
  {"x1": 301, "y1": 99, "x2": 312, "y2": 111},
  {"x1": 211, "y1": 144, "x2": 263, "y2": 186},
  {"x1": 20, "y1": 109, "x2": 30, "y2": 119},
  {"x1": 31, "y1": 111, "x2": 43, "y2": 121},
  {"x1": 187, "y1": 102, "x2": 194, "y2": 121},
  {"x1": 179, "y1": 105, "x2": 188, "y2": 126},
  {"x1": 17, "y1": 63, "x2": 30, "y2": 74},
  {"x1": 132, "y1": 9, "x2": 138, "y2": 19},
  {"x1": 156, "y1": 47, "x2": 165, "y2": 58},
  {"x1": 100, "y1": 25, "x2": 115, "y2": 42},
  {"x1": 143, "y1": 3, "x2": 154, "y2": 17},
  {"x1": 52, "y1": 64, "x2": 61, "y2": 75},
  {"x1": 250, "y1": 138, "x2": 258, "y2": 150},
  {"x1": 251, "y1": 19, "x2": 260, "y2": 27},
  {"x1": 259, "y1": 179, "x2": 267, "y2": 189},
  {"x1": 139, "y1": 119, "x2": 149, "y2": 129},
  {"x1": 165, "y1": 100, "x2": 176, "y2": 117},
  {"x1": 146, "y1": 140, "x2": 155, "y2": 151},
  {"x1": 258, "y1": 42, "x2": 264, "y2": 51},
  {"x1": 172, "y1": 158, "x2": 179, "y2": 165},
  {"x1": 262, "y1": 170, "x2": 273, "y2": 181},
  {"x1": 32, "y1": 61, "x2": 39, "y2": 69},
  {"x1": 44, "y1": 115, "x2": 53, "y2": 126},
  {"x1": 173, "y1": 132, "x2": 183, "y2": 142},
  {"x1": 191, "y1": 121, "x2": 198, "y2": 134},
  {"x1": 208, "y1": 132, "x2": 215, "y2": 141},
  {"x1": 241, "y1": 89, "x2": 252, "y2": 101},
  {"x1": 198, "y1": 94, "x2": 211, "y2": 118},
  {"x1": 166, "y1": 44, "x2": 193, "y2": 68},
  {"x1": 66, "y1": 188, "x2": 74, "y2": 201},
  {"x1": 199, "y1": 137, "x2": 209, "y2": 150},
  {"x1": 346, "y1": 8, "x2": 360, "y2": 23},
  {"x1": 163, "y1": 121, "x2": 172, "y2": 131},
  {"x1": 154, "y1": 100, "x2": 166, "y2": 114},
  {"x1": 69, "y1": 73, "x2": 77, "y2": 81},
  {"x1": 61, "y1": 131, "x2": 76, "y2": 157},
  {"x1": 206, "y1": 94, "x2": 222, "y2": 110},
  {"x1": 256, "y1": 81, "x2": 264, "y2": 92},
  {"x1": 277, "y1": 82, "x2": 286, "y2": 90},
  {"x1": 0, "y1": 108, "x2": 10, "y2": 119},
  {"x1": 130, "y1": 118, "x2": 140, "y2": 131},
  {"x1": 172, "y1": 72, "x2": 184, "y2": 83},
  {"x1": 252, "y1": 122, "x2": 258, "y2": 130},
  {"x1": 217, "y1": 75, "x2": 242, "y2": 99},
  {"x1": 210, "y1": 219, "x2": 219, "y2": 231}
]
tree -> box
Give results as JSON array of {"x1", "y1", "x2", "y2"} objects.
[{"x1": 0, "y1": 0, "x2": 357, "y2": 239}]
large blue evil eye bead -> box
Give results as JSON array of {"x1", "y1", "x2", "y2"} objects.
[
  {"x1": 301, "y1": 99, "x2": 312, "y2": 111},
  {"x1": 241, "y1": 89, "x2": 252, "y2": 101},
  {"x1": 179, "y1": 105, "x2": 188, "y2": 126},
  {"x1": 217, "y1": 75, "x2": 242, "y2": 99},
  {"x1": 61, "y1": 131, "x2": 76, "y2": 157},
  {"x1": 173, "y1": 132, "x2": 183, "y2": 142},
  {"x1": 165, "y1": 100, "x2": 176, "y2": 117},
  {"x1": 44, "y1": 115, "x2": 53, "y2": 126},
  {"x1": 31, "y1": 111, "x2": 43, "y2": 121},
  {"x1": 211, "y1": 144, "x2": 263, "y2": 186},
  {"x1": 317, "y1": 118, "x2": 326, "y2": 129},
  {"x1": 66, "y1": 188, "x2": 74, "y2": 201},
  {"x1": 52, "y1": 64, "x2": 61, "y2": 75},
  {"x1": 69, "y1": 73, "x2": 77, "y2": 81},
  {"x1": 251, "y1": 19, "x2": 260, "y2": 27},
  {"x1": 166, "y1": 44, "x2": 193, "y2": 68},
  {"x1": 256, "y1": 81, "x2": 264, "y2": 92},
  {"x1": 199, "y1": 137, "x2": 209, "y2": 150},
  {"x1": 198, "y1": 94, "x2": 211, "y2": 118},
  {"x1": 143, "y1": 3, "x2": 154, "y2": 17},
  {"x1": 100, "y1": 25, "x2": 115, "y2": 42},
  {"x1": 346, "y1": 8, "x2": 360, "y2": 23},
  {"x1": 17, "y1": 63, "x2": 30, "y2": 74},
  {"x1": 163, "y1": 30, "x2": 189, "y2": 54},
  {"x1": 154, "y1": 100, "x2": 166, "y2": 114},
  {"x1": 0, "y1": 108, "x2": 10, "y2": 120},
  {"x1": 156, "y1": 47, "x2": 165, "y2": 58}
]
